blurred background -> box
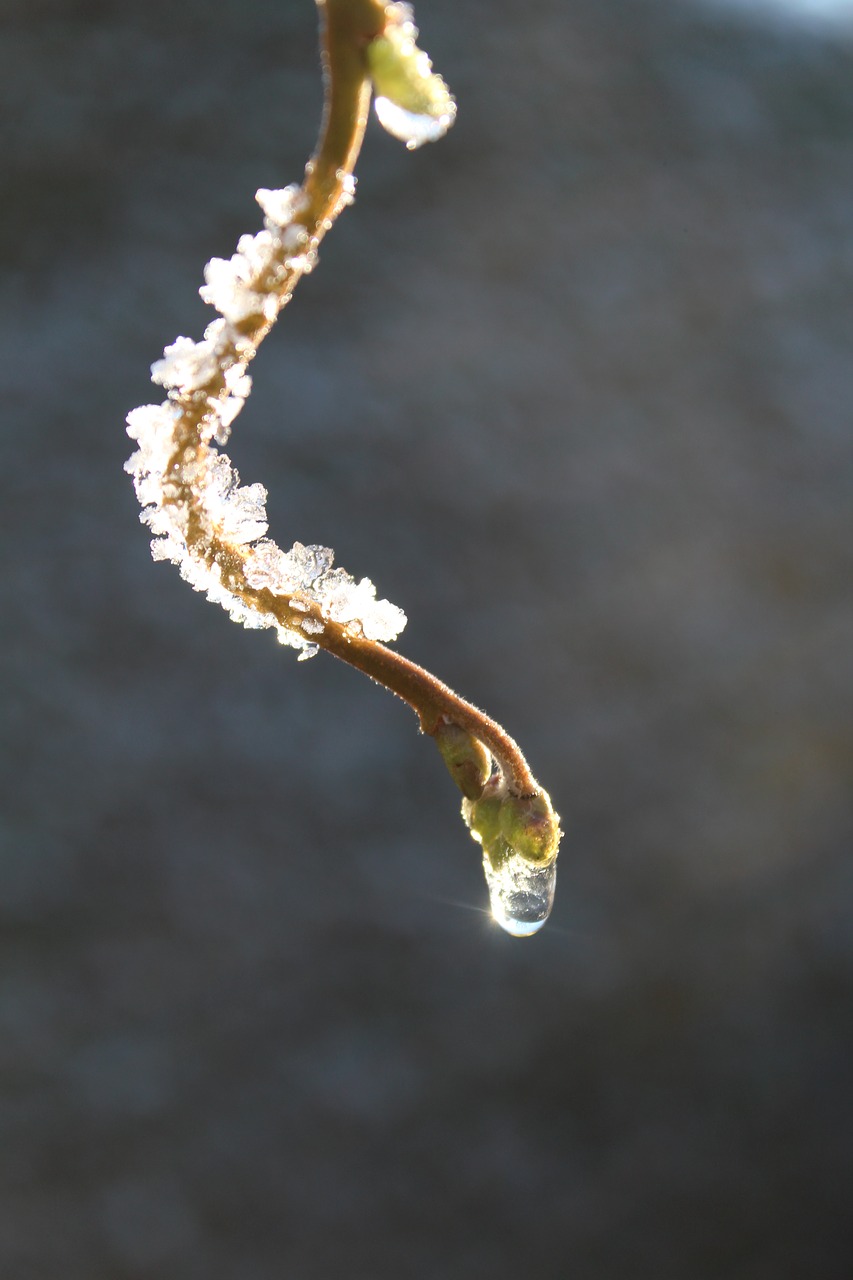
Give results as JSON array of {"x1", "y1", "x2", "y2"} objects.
[{"x1": 1, "y1": 0, "x2": 852, "y2": 1276}]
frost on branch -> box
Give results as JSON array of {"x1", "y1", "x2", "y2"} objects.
[
  {"x1": 256, "y1": 183, "x2": 308, "y2": 228},
  {"x1": 199, "y1": 188, "x2": 313, "y2": 325},
  {"x1": 123, "y1": 2, "x2": 560, "y2": 935},
  {"x1": 125, "y1": 183, "x2": 406, "y2": 657},
  {"x1": 151, "y1": 335, "x2": 219, "y2": 392}
]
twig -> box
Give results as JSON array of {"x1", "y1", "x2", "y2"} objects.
[{"x1": 126, "y1": 0, "x2": 562, "y2": 934}]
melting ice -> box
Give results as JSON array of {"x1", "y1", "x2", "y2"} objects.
[{"x1": 482, "y1": 842, "x2": 557, "y2": 938}]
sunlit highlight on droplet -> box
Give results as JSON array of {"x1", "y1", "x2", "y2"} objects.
[
  {"x1": 374, "y1": 95, "x2": 456, "y2": 149},
  {"x1": 482, "y1": 847, "x2": 557, "y2": 938}
]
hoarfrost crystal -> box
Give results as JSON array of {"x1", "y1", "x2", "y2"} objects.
[
  {"x1": 224, "y1": 364, "x2": 252, "y2": 399},
  {"x1": 216, "y1": 482, "x2": 269, "y2": 545},
  {"x1": 124, "y1": 403, "x2": 180, "y2": 476},
  {"x1": 151, "y1": 336, "x2": 219, "y2": 392},
  {"x1": 255, "y1": 184, "x2": 307, "y2": 227},
  {"x1": 200, "y1": 237, "x2": 279, "y2": 324}
]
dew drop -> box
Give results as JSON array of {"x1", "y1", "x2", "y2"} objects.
[
  {"x1": 374, "y1": 96, "x2": 456, "y2": 149},
  {"x1": 482, "y1": 843, "x2": 557, "y2": 938}
]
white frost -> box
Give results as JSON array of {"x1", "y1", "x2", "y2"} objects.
[
  {"x1": 245, "y1": 539, "x2": 304, "y2": 593},
  {"x1": 124, "y1": 402, "x2": 180, "y2": 476},
  {"x1": 360, "y1": 596, "x2": 408, "y2": 642},
  {"x1": 151, "y1": 336, "x2": 219, "y2": 392},
  {"x1": 315, "y1": 569, "x2": 407, "y2": 640},
  {"x1": 216, "y1": 482, "x2": 269, "y2": 545},
  {"x1": 200, "y1": 240, "x2": 278, "y2": 325},
  {"x1": 224, "y1": 364, "x2": 252, "y2": 399},
  {"x1": 127, "y1": 175, "x2": 407, "y2": 657},
  {"x1": 208, "y1": 393, "x2": 243, "y2": 442},
  {"x1": 245, "y1": 540, "x2": 405, "y2": 641},
  {"x1": 256, "y1": 184, "x2": 307, "y2": 227},
  {"x1": 300, "y1": 616, "x2": 325, "y2": 636},
  {"x1": 338, "y1": 173, "x2": 357, "y2": 207}
]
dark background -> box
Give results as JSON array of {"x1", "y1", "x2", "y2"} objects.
[{"x1": 1, "y1": 0, "x2": 852, "y2": 1276}]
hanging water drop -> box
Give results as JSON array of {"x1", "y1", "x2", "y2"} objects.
[
  {"x1": 482, "y1": 840, "x2": 557, "y2": 938},
  {"x1": 460, "y1": 773, "x2": 561, "y2": 938}
]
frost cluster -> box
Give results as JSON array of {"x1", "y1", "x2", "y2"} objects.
[
  {"x1": 256, "y1": 184, "x2": 306, "y2": 227},
  {"x1": 245, "y1": 541, "x2": 406, "y2": 643},
  {"x1": 125, "y1": 402, "x2": 308, "y2": 651},
  {"x1": 199, "y1": 188, "x2": 313, "y2": 325},
  {"x1": 125, "y1": 401, "x2": 180, "y2": 478},
  {"x1": 151, "y1": 334, "x2": 219, "y2": 392},
  {"x1": 126, "y1": 181, "x2": 407, "y2": 656},
  {"x1": 200, "y1": 231, "x2": 280, "y2": 325},
  {"x1": 125, "y1": 398, "x2": 407, "y2": 650}
]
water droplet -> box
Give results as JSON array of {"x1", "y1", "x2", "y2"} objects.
[
  {"x1": 482, "y1": 843, "x2": 557, "y2": 938},
  {"x1": 374, "y1": 96, "x2": 456, "y2": 150}
]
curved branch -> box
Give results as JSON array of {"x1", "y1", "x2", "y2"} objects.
[{"x1": 125, "y1": 0, "x2": 562, "y2": 935}]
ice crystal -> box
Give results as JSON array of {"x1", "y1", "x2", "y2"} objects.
[
  {"x1": 288, "y1": 542, "x2": 336, "y2": 588},
  {"x1": 360, "y1": 596, "x2": 408, "y2": 642},
  {"x1": 315, "y1": 570, "x2": 407, "y2": 640},
  {"x1": 245, "y1": 540, "x2": 304, "y2": 593},
  {"x1": 218, "y1": 483, "x2": 269, "y2": 544},
  {"x1": 200, "y1": 222, "x2": 315, "y2": 324},
  {"x1": 244, "y1": 540, "x2": 406, "y2": 641},
  {"x1": 202, "y1": 362, "x2": 252, "y2": 443},
  {"x1": 224, "y1": 364, "x2": 252, "y2": 399},
  {"x1": 124, "y1": 403, "x2": 179, "y2": 476},
  {"x1": 200, "y1": 241, "x2": 278, "y2": 325},
  {"x1": 151, "y1": 336, "x2": 219, "y2": 393},
  {"x1": 209, "y1": 393, "x2": 243, "y2": 442},
  {"x1": 338, "y1": 173, "x2": 357, "y2": 207},
  {"x1": 255, "y1": 184, "x2": 306, "y2": 227}
]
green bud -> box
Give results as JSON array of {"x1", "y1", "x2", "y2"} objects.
[
  {"x1": 461, "y1": 774, "x2": 504, "y2": 864},
  {"x1": 463, "y1": 775, "x2": 561, "y2": 870},
  {"x1": 499, "y1": 790, "x2": 561, "y2": 866},
  {"x1": 434, "y1": 721, "x2": 492, "y2": 801},
  {"x1": 366, "y1": 6, "x2": 456, "y2": 148}
]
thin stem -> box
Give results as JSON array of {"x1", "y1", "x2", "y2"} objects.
[
  {"x1": 304, "y1": 0, "x2": 386, "y2": 217},
  {"x1": 146, "y1": 0, "x2": 545, "y2": 806},
  {"x1": 238, "y1": 582, "x2": 538, "y2": 796},
  {"x1": 320, "y1": 627, "x2": 539, "y2": 796},
  {"x1": 300, "y1": 1, "x2": 537, "y2": 793}
]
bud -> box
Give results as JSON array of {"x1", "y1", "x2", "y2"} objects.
[
  {"x1": 434, "y1": 720, "x2": 492, "y2": 800},
  {"x1": 463, "y1": 776, "x2": 561, "y2": 869},
  {"x1": 462, "y1": 775, "x2": 560, "y2": 937},
  {"x1": 366, "y1": 5, "x2": 456, "y2": 149},
  {"x1": 499, "y1": 790, "x2": 562, "y2": 866}
]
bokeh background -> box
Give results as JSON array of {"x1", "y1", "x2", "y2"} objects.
[{"x1": 1, "y1": 0, "x2": 852, "y2": 1276}]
